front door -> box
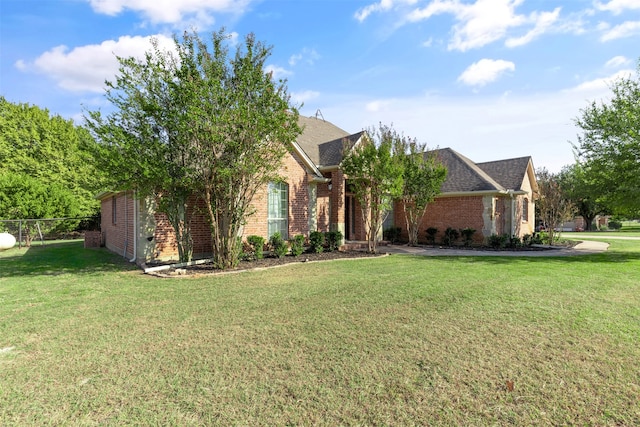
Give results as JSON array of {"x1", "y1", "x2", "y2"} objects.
[{"x1": 345, "y1": 195, "x2": 356, "y2": 240}]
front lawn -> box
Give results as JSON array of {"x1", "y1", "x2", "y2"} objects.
[{"x1": 1, "y1": 241, "x2": 639, "y2": 425}]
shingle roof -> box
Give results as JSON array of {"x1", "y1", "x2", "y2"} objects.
[
  {"x1": 296, "y1": 116, "x2": 363, "y2": 167},
  {"x1": 431, "y1": 148, "x2": 506, "y2": 193},
  {"x1": 476, "y1": 157, "x2": 532, "y2": 191}
]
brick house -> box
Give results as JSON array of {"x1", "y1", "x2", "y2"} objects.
[{"x1": 97, "y1": 117, "x2": 537, "y2": 263}]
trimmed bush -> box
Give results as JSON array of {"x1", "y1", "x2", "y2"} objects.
[
  {"x1": 488, "y1": 233, "x2": 509, "y2": 249},
  {"x1": 425, "y1": 227, "x2": 438, "y2": 245},
  {"x1": 460, "y1": 227, "x2": 476, "y2": 247},
  {"x1": 608, "y1": 220, "x2": 622, "y2": 230},
  {"x1": 246, "y1": 235, "x2": 265, "y2": 260},
  {"x1": 290, "y1": 234, "x2": 305, "y2": 257},
  {"x1": 325, "y1": 230, "x2": 343, "y2": 252},
  {"x1": 383, "y1": 227, "x2": 402, "y2": 244},
  {"x1": 309, "y1": 231, "x2": 325, "y2": 253},
  {"x1": 441, "y1": 227, "x2": 460, "y2": 246},
  {"x1": 269, "y1": 232, "x2": 288, "y2": 258}
]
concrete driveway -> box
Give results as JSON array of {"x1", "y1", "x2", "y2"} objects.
[{"x1": 384, "y1": 240, "x2": 610, "y2": 257}]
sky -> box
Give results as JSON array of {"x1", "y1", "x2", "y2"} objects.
[{"x1": 1, "y1": 0, "x2": 639, "y2": 172}]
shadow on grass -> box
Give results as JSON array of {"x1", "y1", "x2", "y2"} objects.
[
  {"x1": 422, "y1": 249, "x2": 640, "y2": 266},
  {"x1": 0, "y1": 241, "x2": 136, "y2": 278}
]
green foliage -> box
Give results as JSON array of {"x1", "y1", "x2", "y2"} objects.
[
  {"x1": 574, "y1": 59, "x2": 640, "y2": 216},
  {"x1": 246, "y1": 235, "x2": 265, "y2": 260},
  {"x1": 383, "y1": 226, "x2": 402, "y2": 243},
  {"x1": 85, "y1": 30, "x2": 301, "y2": 267},
  {"x1": 290, "y1": 234, "x2": 305, "y2": 257},
  {"x1": 309, "y1": 231, "x2": 325, "y2": 253},
  {"x1": 608, "y1": 220, "x2": 622, "y2": 230},
  {"x1": 341, "y1": 123, "x2": 404, "y2": 253},
  {"x1": 325, "y1": 230, "x2": 343, "y2": 252},
  {"x1": 536, "y1": 168, "x2": 574, "y2": 246},
  {"x1": 460, "y1": 227, "x2": 476, "y2": 247},
  {"x1": 441, "y1": 227, "x2": 460, "y2": 246},
  {"x1": 396, "y1": 141, "x2": 447, "y2": 246},
  {"x1": 558, "y1": 163, "x2": 607, "y2": 231},
  {"x1": 0, "y1": 97, "x2": 103, "y2": 218},
  {"x1": 269, "y1": 232, "x2": 288, "y2": 258},
  {"x1": 425, "y1": 227, "x2": 438, "y2": 245},
  {"x1": 508, "y1": 235, "x2": 523, "y2": 248},
  {"x1": 488, "y1": 233, "x2": 510, "y2": 249}
]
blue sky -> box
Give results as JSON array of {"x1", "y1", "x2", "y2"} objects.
[{"x1": 2, "y1": 0, "x2": 639, "y2": 172}]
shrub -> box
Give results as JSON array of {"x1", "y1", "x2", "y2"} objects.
[
  {"x1": 246, "y1": 235, "x2": 265, "y2": 260},
  {"x1": 309, "y1": 231, "x2": 324, "y2": 253},
  {"x1": 269, "y1": 232, "x2": 288, "y2": 258},
  {"x1": 460, "y1": 227, "x2": 476, "y2": 247},
  {"x1": 508, "y1": 235, "x2": 522, "y2": 248},
  {"x1": 383, "y1": 227, "x2": 402, "y2": 244},
  {"x1": 425, "y1": 227, "x2": 438, "y2": 245},
  {"x1": 290, "y1": 234, "x2": 305, "y2": 257},
  {"x1": 522, "y1": 234, "x2": 533, "y2": 246},
  {"x1": 325, "y1": 230, "x2": 343, "y2": 252},
  {"x1": 608, "y1": 220, "x2": 622, "y2": 230},
  {"x1": 441, "y1": 227, "x2": 460, "y2": 246},
  {"x1": 488, "y1": 233, "x2": 509, "y2": 249}
]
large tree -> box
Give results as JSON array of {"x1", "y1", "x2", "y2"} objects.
[
  {"x1": 536, "y1": 168, "x2": 574, "y2": 245},
  {"x1": 0, "y1": 97, "x2": 103, "y2": 218},
  {"x1": 341, "y1": 123, "x2": 404, "y2": 254},
  {"x1": 86, "y1": 30, "x2": 301, "y2": 267},
  {"x1": 558, "y1": 163, "x2": 608, "y2": 231},
  {"x1": 86, "y1": 37, "x2": 199, "y2": 262},
  {"x1": 574, "y1": 60, "x2": 640, "y2": 216},
  {"x1": 395, "y1": 139, "x2": 447, "y2": 246},
  {"x1": 176, "y1": 31, "x2": 301, "y2": 269}
]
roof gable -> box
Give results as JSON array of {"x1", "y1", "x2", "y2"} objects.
[
  {"x1": 476, "y1": 157, "x2": 533, "y2": 191},
  {"x1": 431, "y1": 148, "x2": 506, "y2": 193}
]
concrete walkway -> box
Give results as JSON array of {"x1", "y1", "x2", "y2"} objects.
[{"x1": 384, "y1": 240, "x2": 610, "y2": 257}]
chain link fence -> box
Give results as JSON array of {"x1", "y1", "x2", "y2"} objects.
[{"x1": 0, "y1": 216, "x2": 99, "y2": 248}]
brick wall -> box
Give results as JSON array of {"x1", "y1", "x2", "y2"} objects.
[
  {"x1": 100, "y1": 191, "x2": 135, "y2": 259},
  {"x1": 393, "y1": 195, "x2": 486, "y2": 244}
]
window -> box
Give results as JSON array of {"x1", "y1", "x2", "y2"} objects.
[
  {"x1": 112, "y1": 196, "x2": 117, "y2": 224},
  {"x1": 522, "y1": 197, "x2": 529, "y2": 222},
  {"x1": 268, "y1": 182, "x2": 288, "y2": 239}
]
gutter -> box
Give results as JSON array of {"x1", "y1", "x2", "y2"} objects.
[{"x1": 129, "y1": 190, "x2": 138, "y2": 263}]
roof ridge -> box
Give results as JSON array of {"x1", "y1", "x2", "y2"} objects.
[{"x1": 441, "y1": 148, "x2": 505, "y2": 191}]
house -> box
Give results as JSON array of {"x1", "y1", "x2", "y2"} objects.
[
  {"x1": 389, "y1": 148, "x2": 538, "y2": 244},
  {"x1": 97, "y1": 117, "x2": 538, "y2": 263}
]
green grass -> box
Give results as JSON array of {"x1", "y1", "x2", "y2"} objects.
[{"x1": 1, "y1": 241, "x2": 639, "y2": 425}]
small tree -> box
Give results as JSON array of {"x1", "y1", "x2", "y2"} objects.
[
  {"x1": 341, "y1": 123, "x2": 403, "y2": 253},
  {"x1": 536, "y1": 168, "x2": 574, "y2": 245},
  {"x1": 395, "y1": 140, "x2": 447, "y2": 246},
  {"x1": 558, "y1": 163, "x2": 607, "y2": 231}
]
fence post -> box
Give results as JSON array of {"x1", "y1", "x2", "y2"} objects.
[{"x1": 18, "y1": 219, "x2": 22, "y2": 249}]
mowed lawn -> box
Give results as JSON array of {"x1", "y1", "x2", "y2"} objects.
[{"x1": 1, "y1": 240, "x2": 639, "y2": 426}]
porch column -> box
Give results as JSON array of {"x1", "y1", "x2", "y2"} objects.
[
  {"x1": 330, "y1": 170, "x2": 346, "y2": 237},
  {"x1": 308, "y1": 182, "x2": 318, "y2": 232}
]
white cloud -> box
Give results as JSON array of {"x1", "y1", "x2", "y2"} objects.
[
  {"x1": 406, "y1": 0, "x2": 562, "y2": 51},
  {"x1": 288, "y1": 48, "x2": 320, "y2": 67},
  {"x1": 600, "y1": 20, "x2": 640, "y2": 41},
  {"x1": 28, "y1": 35, "x2": 175, "y2": 93},
  {"x1": 265, "y1": 64, "x2": 292, "y2": 80},
  {"x1": 354, "y1": 0, "x2": 395, "y2": 22},
  {"x1": 605, "y1": 55, "x2": 631, "y2": 68},
  {"x1": 505, "y1": 8, "x2": 561, "y2": 47},
  {"x1": 458, "y1": 59, "x2": 515, "y2": 87},
  {"x1": 568, "y1": 69, "x2": 635, "y2": 93},
  {"x1": 595, "y1": 0, "x2": 640, "y2": 15},
  {"x1": 87, "y1": 0, "x2": 251, "y2": 26},
  {"x1": 14, "y1": 60, "x2": 27, "y2": 71},
  {"x1": 291, "y1": 90, "x2": 320, "y2": 105}
]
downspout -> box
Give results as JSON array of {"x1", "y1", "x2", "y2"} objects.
[
  {"x1": 507, "y1": 189, "x2": 515, "y2": 236},
  {"x1": 123, "y1": 192, "x2": 128, "y2": 258},
  {"x1": 129, "y1": 190, "x2": 138, "y2": 263}
]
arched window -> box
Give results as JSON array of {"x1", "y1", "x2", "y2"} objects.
[
  {"x1": 268, "y1": 182, "x2": 288, "y2": 238},
  {"x1": 523, "y1": 197, "x2": 529, "y2": 222}
]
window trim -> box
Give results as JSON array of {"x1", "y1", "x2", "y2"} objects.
[{"x1": 267, "y1": 182, "x2": 288, "y2": 239}]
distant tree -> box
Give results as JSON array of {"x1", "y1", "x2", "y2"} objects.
[
  {"x1": 0, "y1": 172, "x2": 81, "y2": 245},
  {"x1": 341, "y1": 123, "x2": 404, "y2": 253},
  {"x1": 536, "y1": 168, "x2": 574, "y2": 245},
  {"x1": 395, "y1": 139, "x2": 447, "y2": 246},
  {"x1": 558, "y1": 163, "x2": 608, "y2": 231},
  {"x1": 0, "y1": 97, "x2": 103, "y2": 217},
  {"x1": 574, "y1": 59, "x2": 640, "y2": 216}
]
